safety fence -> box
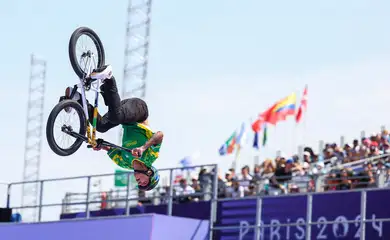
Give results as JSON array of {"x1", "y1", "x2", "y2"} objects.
[
  {"x1": 3, "y1": 164, "x2": 217, "y2": 222},
  {"x1": 3, "y1": 161, "x2": 390, "y2": 239},
  {"x1": 212, "y1": 188, "x2": 390, "y2": 240}
]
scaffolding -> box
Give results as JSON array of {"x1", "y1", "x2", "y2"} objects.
[
  {"x1": 21, "y1": 54, "x2": 47, "y2": 222},
  {"x1": 119, "y1": 0, "x2": 153, "y2": 142}
]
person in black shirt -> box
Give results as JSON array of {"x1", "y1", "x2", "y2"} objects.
[{"x1": 271, "y1": 158, "x2": 293, "y2": 193}]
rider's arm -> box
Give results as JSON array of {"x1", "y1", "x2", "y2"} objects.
[{"x1": 142, "y1": 131, "x2": 164, "y2": 149}]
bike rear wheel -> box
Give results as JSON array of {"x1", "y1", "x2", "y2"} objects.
[
  {"x1": 68, "y1": 27, "x2": 105, "y2": 79},
  {"x1": 46, "y1": 100, "x2": 87, "y2": 156}
]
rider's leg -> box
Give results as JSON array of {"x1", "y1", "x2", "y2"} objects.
[
  {"x1": 93, "y1": 65, "x2": 149, "y2": 124},
  {"x1": 86, "y1": 103, "x2": 118, "y2": 133},
  {"x1": 91, "y1": 65, "x2": 126, "y2": 125},
  {"x1": 62, "y1": 86, "x2": 118, "y2": 133}
]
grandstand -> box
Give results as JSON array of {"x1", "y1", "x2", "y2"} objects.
[{"x1": 3, "y1": 127, "x2": 390, "y2": 239}]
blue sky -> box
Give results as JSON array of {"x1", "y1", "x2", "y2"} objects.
[{"x1": 1, "y1": 0, "x2": 390, "y2": 220}]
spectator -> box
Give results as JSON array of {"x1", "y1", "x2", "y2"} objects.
[
  {"x1": 375, "y1": 160, "x2": 386, "y2": 175},
  {"x1": 225, "y1": 170, "x2": 234, "y2": 187},
  {"x1": 191, "y1": 177, "x2": 201, "y2": 193},
  {"x1": 238, "y1": 165, "x2": 253, "y2": 191},
  {"x1": 290, "y1": 162, "x2": 311, "y2": 193},
  {"x1": 176, "y1": 179, "x2": 195, "y2": 203},
  {"x1": 337, "y1": 168, "x2": 352, "y2": 190},
  {"x1": 198, "y1": 168, "x2": 211, "y2": 191},
  {"x1": 271, "y1": 158, "x2": 293, "y2": 194},
  {"x1": 382, "y1": 130, "x2": 390, "y2": 142},
  {"x1": 303, "y1": 151, "x2": 311, "y2": 163},
  {"x1": 217, "y1": 175, "x2": 227, "y2": 198},
  {"x1": 343, "y1": 144, "x2": 353, "y2": 163},
  {"x1": 323, "y1": 148, "x2": 336, "y2": 166},
  {"x1": 311, "y1": 162, "x2": 326, "y2": 176},
  {"x1": 355, "y1": 161, "x2": 375, "y2": 188},
  {"x1": 261, "y1": 159, "x2": 276, "y2": 178},
  {"x1": 333, "y1": 147, "x2": 345, "y2": 164},
  {"x1": 253, "y1": 165, "x2": 262, "y2": 181},
  {"x1": 368, "y1": 144, "x2": 380, "y2": 158},
  {"x1": 226, "y1": 181, "x2": 244, "y2": 198},
  {"x1": 228, "y1": 168, "x2": 238, "y2": 181},
  {"x1": 325, "y1": 169, "x2": 339, "y2": 191},
  {"x1": 351, "y1": 139, "x2": 361, "y2": 161}
]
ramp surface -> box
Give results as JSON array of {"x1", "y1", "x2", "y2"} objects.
[{"x1": 0, "y1": 214, "x2": 209, "y2": 240}]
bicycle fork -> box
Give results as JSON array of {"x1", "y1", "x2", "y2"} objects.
[
  {"x1": 86, "y1": 82, "x2": 100, "y2": 147},
  {"x1": 78, "y1": 83, "x2": 100, "y2": 148}
]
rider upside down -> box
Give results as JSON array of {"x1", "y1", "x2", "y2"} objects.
[{"x1": 60, "y1": 65, "x2": 163, "y2": 191}]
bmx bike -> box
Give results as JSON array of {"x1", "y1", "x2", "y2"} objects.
[{"x1": 46, "y1": 27, "x2": 132, "y2": 156}]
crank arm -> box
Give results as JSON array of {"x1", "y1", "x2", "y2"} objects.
[{"x1": 61, "y1": 125, "x2": 88, "y2": 142}]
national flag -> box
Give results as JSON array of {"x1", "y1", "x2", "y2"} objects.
[
  {"x1": 263, "y1": 92, "x2": 297, "y2": 125},
  {"x1": 179, "y1": 151, "x2": 200, "y2": 171},
  {"x1": 235, "y1": 122, "x2": 247, "y2": 148},
  {"x1": 296, "y1": 85, "x2": 308, "y2": 123},
  {"x1": 251, "y1": 115, "x2": 264, "y2": 133},
  {"x1": 262, "y1": 124, "x2": 268, "y2": 146},
  {"x1": 218, "y1": 132, "x2": 236, "y2": 155},
  {"x1": 253, "y1": 132, "x2": 259, "y2": 149},
  {"x1": 114, "y1": 169, "x2": 131, "y2": 187},
  {"x1": 180, "y1": 157, "x2": 192, "y2": 167}
]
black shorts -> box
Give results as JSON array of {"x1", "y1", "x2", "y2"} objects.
[{"x1": 86, "y1": 76, "x2": 149, "y2": 133}]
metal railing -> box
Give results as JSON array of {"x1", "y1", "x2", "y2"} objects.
[
  {"x1": 2, "y1": 159, "x2": 390, "y2": 239},
  {"x1": 3, "y1": 164, "x2": 217, "y2": 222},
  {"x1": 210, "y1": 188, "x2": 390, "y2": 240}
]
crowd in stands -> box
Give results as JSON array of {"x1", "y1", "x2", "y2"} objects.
[
  {"x1": 69, "y1": 128, "x2": 390, "y2": 211},
  {"x1": 163, "y1": 128, "x2": 390, "y2": 203}
]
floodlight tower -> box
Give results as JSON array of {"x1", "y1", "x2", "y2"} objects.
[
  {"x1": 122, "y1": 0, "x2": 152, "y2": 100},
  {"x1": 21, "y1": 54, "x2": 47, "y2": 222},
  {"x1": 119, "y1": 0, "x2": 152, "y2": 142}
]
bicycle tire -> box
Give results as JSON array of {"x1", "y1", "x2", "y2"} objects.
[
  {"x1": 46, "y1": 100, "x2": 87, "y2": 156},
  {"x1": 68, "y1": 27, "x2": 105, "y2": 79}
]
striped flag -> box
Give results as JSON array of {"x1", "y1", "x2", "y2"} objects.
[
  {"x1": 235, "y1": 122, "x2": 247, "y2": 148},
  {"x1": 219, "y1": 132, "x2": 236, "y2": 156},
  {"x1": 296, "y1": 85, "x2": 308, "y2": 123}
]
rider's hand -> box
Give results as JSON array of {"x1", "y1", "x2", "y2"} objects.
[
  {"x1": 92, "y1": 146, "x2": 110, "y2": 151},
  {"x1": 131, "y1": 146, "x2": 146, "y2": 158}
]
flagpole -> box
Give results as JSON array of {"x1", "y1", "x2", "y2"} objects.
[
  {"x1": 300, "y1": 85, "x2": 308, "y2": 159},
  {"x1": 292, "y1": 90, "x2": 298, "y2": 156},
  {"x1": 233, "y1": 145, "x2": 241, "y2": 173}
]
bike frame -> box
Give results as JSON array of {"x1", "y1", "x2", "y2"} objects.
[
  {"x1": 63, "y1": 52, "x2": 133, "y2": 152},
  {"x1": 70, "y1": 52, "x2": 100, "y2": 147}
]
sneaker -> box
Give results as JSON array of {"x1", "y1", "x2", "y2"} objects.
[{"x1": 89, "y1": 65, "x2": 113, "y2": 80}]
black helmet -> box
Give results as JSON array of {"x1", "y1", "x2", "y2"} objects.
[{"x1": 134, "y1": 166, "x2": 160, "y2": 191}]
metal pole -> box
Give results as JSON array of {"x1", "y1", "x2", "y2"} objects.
[
  {"x1": 255, "y1": 196, "x2": 263, "y2": 240},
  {"x1": 208, "y1": 165, "x2": 219, "y2": 240},
  {"x1": 125, "y1": 172, "x2": 131, "y2": 216},
  {"x1": 167, "y1": 169, "x2": 174, "y2": 216},
  {"x1": 305, "y1": 194, "x2": 313, "y2": 240},
  {"x1": 38, "y1": 181, "x2": 44, "y2": 222},
  {"x1": 360, "y1": 191, "x2": 367, "y2": 240},
  {"x1": 85, "y1": 176, "x2": 91, "y2": 219},
  {"x1": 340, "y1": 135, "x2": 345, "y2": 147},
  {"x1": 6, "y1": 184, "x2": 11, "y2": 208}
]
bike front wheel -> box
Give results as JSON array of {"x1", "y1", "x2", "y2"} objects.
[{"x1": 46, "y1": 100, "x2": 87, "y2": 156}]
